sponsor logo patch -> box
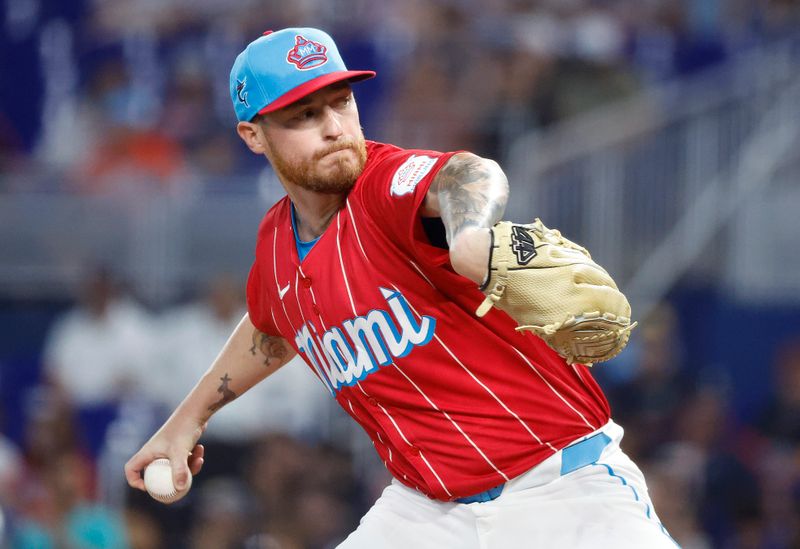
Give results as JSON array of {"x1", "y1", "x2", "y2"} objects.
[{"x1": 390, "y1": 155, "x2": 437, "y2": 196}]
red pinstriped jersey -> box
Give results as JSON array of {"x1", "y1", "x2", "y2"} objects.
[{"x1": 246, "y1": 141, "x2": 611, "y2": 501}]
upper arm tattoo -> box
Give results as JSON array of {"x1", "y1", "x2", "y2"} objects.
[
  {"x1": 250, "y1": 330, "x2": 289, "y2": 368},
  {"x1": 434, "y1": 153, "x2": 508, "y2": 244}
]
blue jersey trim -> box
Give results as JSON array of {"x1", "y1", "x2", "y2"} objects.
[{"x1": 291, "y1": 203, "x2": 321, "y2": 261}]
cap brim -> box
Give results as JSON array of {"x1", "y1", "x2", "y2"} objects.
[{"x1": 257, "y1": 70, "x2": 376, "y2": 115}]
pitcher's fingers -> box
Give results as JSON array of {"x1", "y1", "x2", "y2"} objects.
[
  {"x1": 124, "y1": 456, "x2": 149, "y2": 491},
  {"x1": 190, "y1": 444, "x2": 205, "y2": 460},
  {"x1": 189, "y1": 444, "x2": 205, "y2": 476},
  {"x1": 189, "y1": 456, "x2": 205, "y2": 476}
]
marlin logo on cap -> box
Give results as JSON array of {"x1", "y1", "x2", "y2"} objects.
[
  {"x1": 286, "y1": 35, "x2": 328, "y2": 70},
  {"x1": 236, "y1": 77, "x2": 249, "y2": 107}
]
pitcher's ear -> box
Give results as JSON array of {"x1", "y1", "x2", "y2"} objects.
[{"x1": 236, "y1": 121, "x2": 267, "y2": 154}]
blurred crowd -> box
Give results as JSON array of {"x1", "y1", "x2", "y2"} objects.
[
  {"x1": 598, "y1": 306, "x2": 800, "y2": 548},
  {"x1": 2, "y1": 0, "x2": 800, "y2": 193},
  {"x1": 0, "y1": 268, "x2": 379, "y2": 548},
  {"x1": 0, "y1": 270, "x2": 799, "y2": 548},
  {"x1": 2, "y1": 0, "x2": 800, "y2": 548}
]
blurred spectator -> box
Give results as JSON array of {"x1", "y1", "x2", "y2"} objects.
[
  {"x1": 41, "y1": 269, "x2": 156, "y2": 456},
  {"x1": 4, "y1": 0, "x2": 797, "y2": 188},
  {"x1": 244, "y1": 435, "x2": 362, "y2": 548},
  {"x1": 755, "y1": 440, "x2": 800, "y2": 548},
  {"x1": 600, "y1": 302, "x2": 691, "y2": 460},
  {"x1": 78, "y1": 127, "x2": 188, "y2": 195},
  {"x1": 18, "y1": 387, "x2": 84, "y2": 474},
  {"x1": 9, "y1": 388, "x2": 127, "y2": 548},
  {"x1": 11, "y1": 451, "x2": 128, "y2": 549},
  {"x1": 757, "y1": 337, "x2": 800, "y2": 444},
  {"x1": 379, "y1": 55, "x2": 476, "y2": 154},
  {"x1": 122, "y1": 508, "x2": 163, "y2": 549},
  {"x1": 0, "y1": 431, "x2": 23, "y2": 509},
  {"x1": 644, "y1": 458, "x2": 712, "y2": 549},
  {"x1": 160, "y1": 59, "x2": 240, "y2": 178},
  {"x1": 295, "y1": 444, "x2": 363, "y2": 548},
  {"x1": 246, "y1": 434, "x2": 311, "y2": 541},
  {"x1": 189, "y1": 477, "x2": 252, "y2": 549},
  {"x1": 664, "y1": 386, "x2": 765, "y2": 548},
  {"x1": 60, "y1": 58, "x2": 190, "y2": 196}
]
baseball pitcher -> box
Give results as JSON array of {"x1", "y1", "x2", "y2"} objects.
[{"x1": 125, "y1": 28, "x2": 676, "y2": 548}]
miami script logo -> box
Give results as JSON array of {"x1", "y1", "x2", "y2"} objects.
[{"x1": 294, "y1": 288, "x2": 436, "y2": 393}]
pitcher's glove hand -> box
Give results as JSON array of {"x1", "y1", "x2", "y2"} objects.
[{"x1": 476, "y1": 219, "x2": 636, "y2": 365}]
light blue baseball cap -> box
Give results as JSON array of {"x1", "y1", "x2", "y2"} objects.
[{"x1": 229, "y1": 28, "x2": 376, "y2": 122}]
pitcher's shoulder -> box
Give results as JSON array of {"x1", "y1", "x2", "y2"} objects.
[{"x1": 254, "y1": 196, "x2": 291, "y2": 244}]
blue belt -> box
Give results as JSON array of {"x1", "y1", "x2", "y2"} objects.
[{"x1": 454, "y1": 431, "x2": 612, "y2": 504}]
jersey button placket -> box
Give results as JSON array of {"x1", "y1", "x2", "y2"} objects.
[{"x1": 301, "y1": 277, "x2": 312, "y2": 288}]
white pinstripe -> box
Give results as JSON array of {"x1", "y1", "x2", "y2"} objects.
[
  {"x1": 394, "y1": 362, "x2": 509, "y2": 480},
  {"x1": 393, "y1": 284, "x2": 556, "y2": 452},
  {"x1": 512, "y1": 347, "x2": 596, "y2": 429},
  {"x1": 271, "y1": 227, "x2": 294, "y2": 330},
  {"x1": 346, "y1": 200, "x2": 527, "y2": 483},
  {"x1": 346, "y1": 199, "x2": 588, "y2": 442},
  {"x1": 336, "y1": 211, "x2": 452, "y2": 494},
  {"x1": 293, "y1": 270, "x2": 302, "y2": 320},
  {"x1": 374, "y1": 430, "x2": 392, "y2": 461},
  {"x1": 408, "y1": 259, "x2": 436, "y2": 288},
  {"x1": 374, "y1": 396, "x2": 452, "y2": 497},
  {"x1": 269, "y1": 227, "x2": 333, "y2": 393},
  {"x1": 418, "y1": 452, "x2": 452, "y2": 498},
  {"x1": 269, "y1": 307, "x2": 278, "y2": 331},
  {"x1": 269, "y1": 300, "x2": 317, "y2": 388},
  {"x1": 352, "y1": 370, "x2": 451, "y2": 495},
  {"x1": 568, "y1": 363, "x2": 595, "y2": 410},
  {"x1": 335, "y1": 212, "x2": 358, "y2": 315},
  {"x1": 348, "y1": 198, "x2": 576, "y2": 453},
  {"x1": 346, "y1": 199, "x2": 368, "y2": 259},
  {"x1": 292, "y1": 270, "x2": 336, "y2": 394},
  {"x1": 297, "y1": 264, "x2": 350, "y2": 393},
  {"x1": 297, "y1": 264, "x2": 325, "y2": 326}
]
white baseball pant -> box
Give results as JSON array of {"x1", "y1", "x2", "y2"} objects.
[{"x1": 339, "y1": 421, "x2": 679, "y2": 548}]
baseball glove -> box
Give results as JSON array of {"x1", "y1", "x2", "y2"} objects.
[{"x1": 476, "y1": 219, "x2": 636, "y2": 365}]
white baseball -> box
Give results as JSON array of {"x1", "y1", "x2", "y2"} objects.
[{"x1": 143, "y1": 458, "x2": 191, "y2": 504}]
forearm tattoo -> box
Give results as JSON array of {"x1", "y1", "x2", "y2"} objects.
[
  {"x1": 208, "y1": 373, "x2": 237, "y2": 413},
  {"x1": 250, "y1": 330, "x2": 288, "y2": 367},
  {"x1": 435, "y1": 153, "x2": 508, "y2": 244}
]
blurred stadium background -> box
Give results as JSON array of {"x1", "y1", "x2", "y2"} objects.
[{"x1": 1, "y1": 0, "x2": 799, "y2": 547}]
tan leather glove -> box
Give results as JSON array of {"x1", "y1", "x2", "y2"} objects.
[{"x1": 476, "y1": 219, "x2": 636, "y2": 365}]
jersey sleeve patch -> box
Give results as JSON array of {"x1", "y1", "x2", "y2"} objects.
[{"x1": 390, "y1": 154, "x2": 438, "y2": 197}]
